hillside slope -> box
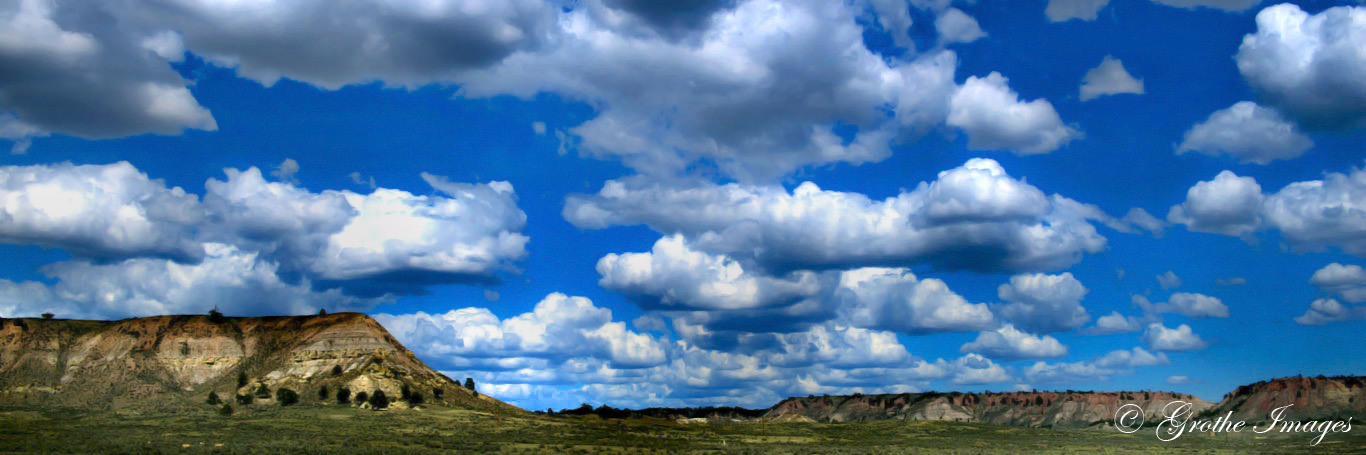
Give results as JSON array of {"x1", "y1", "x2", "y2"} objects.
[
  {"x1": 0, "y1": 313, "x2": 521, "y2": 413},
  {"x1": 764, "y1": 390, "x2": 1213, "y2": 427},
  {"x1": 1206, "y1": 376, "x2": 1366, "y2": 423}
]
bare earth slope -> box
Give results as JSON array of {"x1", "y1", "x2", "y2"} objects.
[
  {"x1": 1206, "y1": 376, "x2": 1366, "y2": 423},
  {"x1": 0, "y1": 313, "x2": 521, "y2": 413},
  {"x1": 764, "y1": 391, "x2": 1214, "y2": 427}
]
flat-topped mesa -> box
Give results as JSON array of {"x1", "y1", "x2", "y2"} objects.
[
  {"x1": 0, "y1": 313, "x2": 519, "y2": 413},
  {"x1": 1209, "y1": 376, "x2": 1366, "y2": 423},
  {"x1": 764, "y1": 390, "x2": 1213, "y2": 427}
]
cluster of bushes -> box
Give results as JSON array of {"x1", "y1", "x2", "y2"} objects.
[
  {"x1": 212, "y1": 368, "x2": 437, "y2": 413},
  {"x1": 400, "y1": 384, "x2": 424, "y2": 406},
  {"x1": 276, "y1": 388, "x2": 299, "y2": 406}
]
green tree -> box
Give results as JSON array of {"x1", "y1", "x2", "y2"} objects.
[
  {"x1": 337, "y1": 387, "x2": 351, "y2": 404},
  {"x1": 237, "y1": 372, "x2": 248, "y2": 388},
  {"x1": 207, "y1": 391, "x2": 221, "y2": 405},
  {"x1": 219, "y1": 404, "x2": 233, "y2": 416},
  {"x1": 355, "y1": 391, "x2": 368, "y2": 405},
  {"x1": 368, "y1": 390, "x2": 389, "y2": 409},
  {"x1": 276, "y1": 388, "x2": 299, "y2": 406},
  {"x1": 318, "y1": 385, "x2": 329, "y2": 401},
  {"x1": 41, "y1": 312, "x2": 54, "y2": 319}
]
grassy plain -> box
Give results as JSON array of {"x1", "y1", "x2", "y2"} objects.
[{"x1": 0, "y1": 405, "x2": 1362, "y2": 454}]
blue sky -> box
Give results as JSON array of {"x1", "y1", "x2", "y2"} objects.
[{"x1": 1, "y1": 0, "x2": 1365, "y2": 411}]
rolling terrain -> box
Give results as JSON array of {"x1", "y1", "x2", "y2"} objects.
[
  {"x1": 0, "y1": 313, "x2": 1361, "y2": 453},
  {"x1": 0, "y1": 313, "x2": 517, "y2": 413}
]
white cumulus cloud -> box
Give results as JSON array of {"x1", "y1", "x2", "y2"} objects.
[
  {"x1": 1177, "y1": 102, "x2": 1313, "y2": 164},
  {"x1": 1080, "y1": 56, "x2": 1144, "y2": 101}
]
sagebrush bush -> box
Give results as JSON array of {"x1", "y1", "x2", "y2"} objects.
[
  {"x1": 276, "y1": 388, "x2": 299, "y2": 406},
  {"x1": 369, "y1": 390, "x2": 389, "y2": 409}
]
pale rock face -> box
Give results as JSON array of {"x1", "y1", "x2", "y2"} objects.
[{"x1": 0, "y1": 313, "x2": 516, "y2": 413}]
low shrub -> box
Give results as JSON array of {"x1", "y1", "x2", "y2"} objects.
[
  {"x1": 369, "y1": 390, "x2": 389, "y2": 409},
  {"x1": 276, "y1": 388, "x2": 299, "y2": 406}
]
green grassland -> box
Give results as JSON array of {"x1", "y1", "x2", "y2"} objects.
[{"x1": 1, "y1": 405, "x2": 1362, "y2": 454}]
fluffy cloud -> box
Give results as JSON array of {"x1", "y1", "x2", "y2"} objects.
[
  {"x1": 1167, "y1": 170, "x2": 1263, "y2": 238},
  {"x1": 1176, "y1": 102, "x2": 1313, "y2": 164},
  {"x1": 960, "y1": 324, "x2": 1068, "y2": 361},
  {"x1": 0, "y1": 243, "x2": 381, "y2": 320},
  {"x1": 1262, "y1": 167, "x2": 1366, "y2": 256},
  {"x1": 1088, "y1": 310, "x2": 1143, "y2": 335},
  {"x1": 596, "y1": 235, "x2": 822, "y2": 311},
  {"x1": 566, "y1": 158, "x2": 1115, "y2": 274},
  {"x1": 1121, "y1": 208, "x2": 1167, "y2": 237},
  {"x1": 996, "y1": 272, "x2": 1091, "y2": 334},
  {"x1": 374, "y1": 292, "x2": 1028, "y2": 409},
  {"x1": 1171, "y1": 165, "x2": 1366, "y2": 257},
  {"x1": 1158, "y1": 292, "x2": 1229, "y2": 318},
  {"x1": 0, "y1": 1, "x2": 1073, "y2": 182},
  {"x1": 950, "y1": 353, "x2": 1014, "y2": 385},
  {"x1": 0, "y1": 0, "x2": 216, "y2": 148},
  {"x1": 1094, "y1": 347, "x2": 1170, "y2": 369},
  {"x1": 140, "y1": 0, "x2": 553, "y2": 90},
  {"x1": 1294, "y1": 298, "x2": 1366, "y2": 325},
  {"x1": 948, "y1": 72, "x2": 1080, "y2": 155},
  {"x1": 1236, "y1": 4, "x2": 1366, "y2": 129},
  {"x1": 0, "y1": 161, "x2": 204, "y2": 261},
  {"x1": 1309, "y1": 263, "x2": 1366, "y2": 303},
  {"x1": 1045, "y1": 0, "x2": 1110, "y2": 22},
  {"x1": 1024, "y1": 346, "x2": 1168, "y2": 383},
  {"x1": 598, "y1": 233, "x2": 996, "y2": 335},
  {"x1": 837, "y1": 267, "x2": 997, "y2": 335},
  {"x1": 374, "y1": 293, "x2": 668, "y2": 369},
  {"x1": 935, "y1": 8, "x2": 985, "y2": 45},
  {"x1": 1080, "y1": 56, "x2": 1144, "y2": 101},
  {"x1": 0, "y1": 160, "x2": 529, "y2": 308},
  {"x1": 1141, "y1": 323, "x2": 1208, "y2": 352},
  {"x1": 201, "y1": 167, "x2": 530, "y2": 292},
  {"x1": 1157, "y1": 271, "x2": 1182, "y2": 290},
  {"x1": 456, "y1": 0, "x2": 966, "y2": 180}
]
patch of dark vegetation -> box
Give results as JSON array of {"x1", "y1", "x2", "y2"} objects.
[
  {"x1": 368, "y1": 390, "x2": 389, "y2": 409},
  {"x1": 277, "y1": 388, "x2": 299, "y2": 406},
  {"x1": 544, "y1": 404, "x2": 768, "y2": 420},
  {"x1": 337, "y1": 387, "x2": 351, "y2": 404}
]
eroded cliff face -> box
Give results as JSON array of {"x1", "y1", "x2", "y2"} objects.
[
  {"x1": 764, "y1": 391, "x2": 1214, "y2": 428},
  {"x1": 1209, "y1": 376, "x2": 1366, "y2": 423},
  {"x1": 0, "y1": 313, "x2": 517, "y2": 413}
]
